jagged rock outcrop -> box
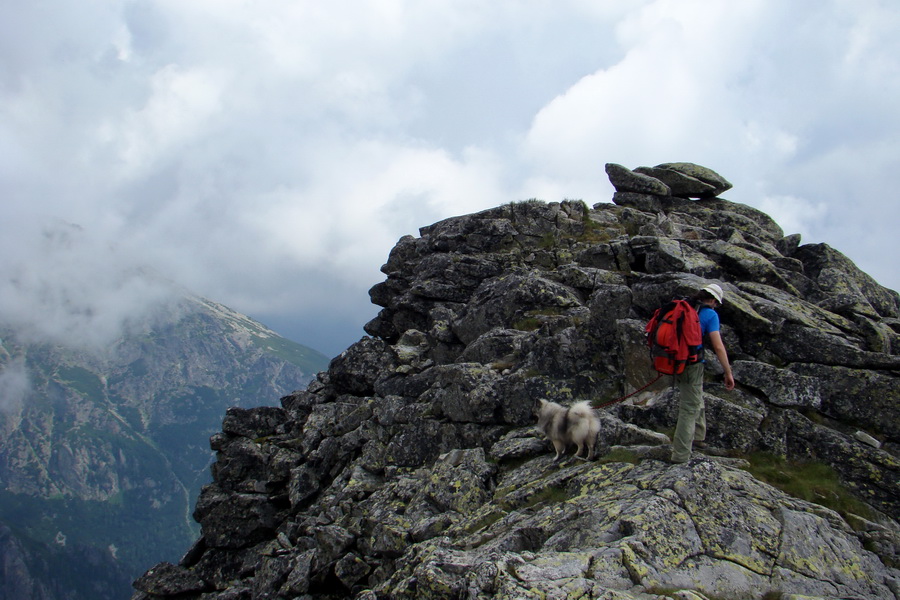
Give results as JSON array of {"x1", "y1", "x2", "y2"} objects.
[
  {"x1": 134, "y1": 164, "x2": 899, "y2": 600},
  {"x1": 606, "y1": 162, "x2": 733, "y2": 198}
]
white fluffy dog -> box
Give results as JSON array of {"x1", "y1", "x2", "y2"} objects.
[{"x1": 536, "y1": 399, "x2": 601, "y2": 461}]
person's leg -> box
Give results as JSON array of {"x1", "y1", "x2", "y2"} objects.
[
  {"x1": 695, "y1": 398, "x2": 707, "y2": 443},
  {"x1": 671, "y1": 363, "x2": 704, "y2": 463}
]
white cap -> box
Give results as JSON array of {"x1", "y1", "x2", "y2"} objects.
[{"x1": 702, "y1": 283, "x2": 724, "y2": 303}]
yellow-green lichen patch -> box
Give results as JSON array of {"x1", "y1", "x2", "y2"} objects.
[
  {"x1": 673, "y1": 464, "x2": 781, "y2": 575},
  {"x1": 494, "y1": 463, "x2": 582, "y2": 511},
  {"x1": 620, "y1": 541, "x2": 657, "y2": 585},
  {"x1": 512, "y1": 551, "x2": 592, "y2": 582},
  {"x1": 369, "y1": 512, "x2": 414, "y2": 556},
  {"x1": 455, "y1": 503, "x2": 508, "y2": 537},
  {"x1": 411, "y1": 561, "x2": 463, "y2": 599},
  {"x1": 568, "y1": 461, "x2": 637, "y2": 499},
  {"x1": 776, "y1": 507, "x2": 885, "y2": 592},
  {"x1": 606, "y1": 493, "x2": 700, "y2": 572}
]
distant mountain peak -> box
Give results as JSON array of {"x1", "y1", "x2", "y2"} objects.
[{"x1": 0, "y1": 297, "x2": 329, "y2": 600}]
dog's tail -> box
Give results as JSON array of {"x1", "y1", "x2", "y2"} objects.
[
  {"x1": 570, "y1": 401, "x2": 600, "y2": 435},
  {"x1": 569, "y1": 400, "x2": 596, "y2": 419}
]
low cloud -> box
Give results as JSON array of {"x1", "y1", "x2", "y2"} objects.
[
  {"x1": 0, "y1": 220, "x2": 181, "y2": 349},
  {"x1": 0, "y1": 357, "x2": 30, "y2": 414},
  {"x1": 2, "y1": 0, "x2": 899, "y2": 357}
]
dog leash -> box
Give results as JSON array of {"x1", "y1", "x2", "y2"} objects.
[{"x1": 591, "y1": 373, "x2": 663, "y2": 409}]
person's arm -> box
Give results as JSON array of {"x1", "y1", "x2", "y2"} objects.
[{"x1": 707, "y1": 330, "x2": 735, "y2": 390}]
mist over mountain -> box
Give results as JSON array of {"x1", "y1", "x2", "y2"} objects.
[{"x1": 0, "y1": 291, "x2": 329, "y2": 600}]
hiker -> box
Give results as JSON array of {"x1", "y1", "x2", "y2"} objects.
[{"x1": 670, "y1": 283, "x2": 734, "y2": 464}]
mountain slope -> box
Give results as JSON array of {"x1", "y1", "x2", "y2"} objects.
[
  {"x1": 133, "y1": 162, "x2": 899, "y2": 600},
  {"x1": 0, "y1": 295, "x2": 329, "y2": 600}
]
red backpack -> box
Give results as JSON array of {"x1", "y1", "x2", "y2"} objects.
[{"x1": 645, "y1": 298, "x2": 703, "y2": 375}]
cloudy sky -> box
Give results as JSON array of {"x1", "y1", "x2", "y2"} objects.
[{"x1": 1, "y1": 0, "x2": 898, "y2": 358}]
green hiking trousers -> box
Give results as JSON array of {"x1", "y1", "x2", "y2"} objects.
[{"x1": 671, "y1": 361, "x2": 706, "y2": 463}]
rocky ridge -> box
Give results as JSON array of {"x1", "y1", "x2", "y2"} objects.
[{"x1": 135, "y1": 162, "x2": 900, "y2": 600}]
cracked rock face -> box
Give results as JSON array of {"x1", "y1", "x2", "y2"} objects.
[
  {"x1": 368, "y1": 454, "x2": 894, "y2": 600},
  {"x1": 133, "y1": 166, "x2": 899, "y2": 600}
]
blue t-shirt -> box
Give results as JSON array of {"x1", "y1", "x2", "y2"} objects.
[
  {"x1": 697, "y1": 305, "x2": 720, "y2": 361},
  {"x1": 698, "y1": 305, "x2": 720, "y2": 337}
]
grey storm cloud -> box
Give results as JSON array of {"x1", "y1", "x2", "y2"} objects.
[{"x1": 1, "y1": 0, "x2": 899, "y2": 357}]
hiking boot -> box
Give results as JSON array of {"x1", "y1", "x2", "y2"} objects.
[{"x1": 692, "y1": 440, "x2": 708, "y2": 449}]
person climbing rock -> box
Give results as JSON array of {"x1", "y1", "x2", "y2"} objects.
[{"x1": 670, "y1": 283, "x2": 735, "y2": 463}]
